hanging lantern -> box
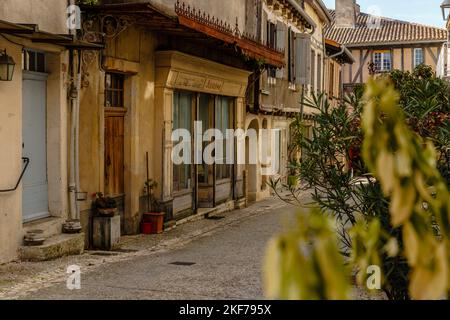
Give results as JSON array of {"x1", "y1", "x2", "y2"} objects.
[
  {"x1": 0, "y1": 49, "x2": 16, "y2": 81},
  {"x1": 442, "y1": 0, "x2": 450, "y2": 21}
]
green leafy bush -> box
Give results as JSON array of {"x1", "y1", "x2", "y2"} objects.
[{"x1": 265, "y1": 78, "x2": 450, "y2": 300}]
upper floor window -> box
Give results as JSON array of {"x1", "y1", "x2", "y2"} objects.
[
  {"x1": 288, "y1": 27, "x2": 295, "y2": 83},
  {"x1": 22, "y1": 49, "x2": 46, "y2": 73},
  {"x1": 266, "y1": 21, "x2": 277, "y2": 78},
  {"x1": 266, "y1": 21, "x2": 277, "y2": 50},
  {"x1": 414, "y1": 48, "x2": 424, "y2": 68},
  {"x1": 105, "y1": 73, "x2": 125, "y2": 108},
  {"x1": 310, "y1": 49, "x2": 316, "y2": 92},
  {"x1": 373, "y1": 50, "x2": 392, "y2": 72},
  {"x1": 317, "y1": 53, "x2": 322, "y2": 93}
]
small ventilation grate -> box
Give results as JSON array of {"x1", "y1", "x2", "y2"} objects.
[{"x1": 170, "y1": 261, "x2": 196, "y2": 266}]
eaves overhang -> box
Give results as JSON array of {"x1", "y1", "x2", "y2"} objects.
[
  {"x1": 0, "y1": 19, "x2": 104, "y2": 50},
  {"x1": 81, "y1": 1, "x2": 285, "y2": 68}
]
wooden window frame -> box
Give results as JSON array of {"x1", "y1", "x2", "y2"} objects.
[
  {"x1": 414, "y1": 48, "x2": 424, "y2": 68},
  {"x1": 266, "y1": 20, "x2": 277, "y2": 78},
  {"x1": 373, "y1": 50, "x2": 392, "y2": 73},
  {"x1": 22, "y1": 49, "x2": 46, "y2": 73},
  {"x1": 105, "y1": 72, "x2": 125, "y2": 108}
]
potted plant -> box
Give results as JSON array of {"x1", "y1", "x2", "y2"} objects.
[
  {"x1": 94, "y1": 192, "x2": 117, "y2": 217},
  {"x1": 141, "y1": 179, "x2": 165, "y2": 234},
  {"x1": 287, "y1": 160, "x2": 299, "y2": 187}
]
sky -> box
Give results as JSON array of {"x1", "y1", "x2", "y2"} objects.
[{"x1": 322, "y1": 0, "x2": 447, "y2": 28}]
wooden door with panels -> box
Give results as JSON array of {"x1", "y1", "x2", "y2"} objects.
[{"x1": 104, "y1": 73, "x2": 126, "y2": 224}]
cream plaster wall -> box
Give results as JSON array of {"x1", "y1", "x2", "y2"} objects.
[
  {"x1": 146, "y1": 0, "x2": 246, "y2": 32},
  {"x1": 0, "y1": 0, "x2": 69, "y2": 34},
  {"x1": 0, "y1": 40, "x2": 23, "y2": 263},
  {"x1": 0, "y1": 36, "x2": 69, "y2": 263},
  {"x1": 78, "y1": 26, "x2": 157, "y2": 234}
]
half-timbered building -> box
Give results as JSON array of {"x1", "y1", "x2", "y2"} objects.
[{"x1": 326, "y1": 0, "x2": 448, "y2": 92}]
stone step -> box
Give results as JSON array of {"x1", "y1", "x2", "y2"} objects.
[{"x1": 19, "y1": 233, "x2": 85, "y2": 262}]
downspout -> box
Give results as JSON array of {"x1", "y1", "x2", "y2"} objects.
[
  {"x1": 327, "y1": 47, "x2": 346, "y2": 60},
  {"x1": 64, "y1": 0, "x2": 82, "y2": 232},
  {"x1": 75, "y1": 50, "x2": 82, "y2": 222}
]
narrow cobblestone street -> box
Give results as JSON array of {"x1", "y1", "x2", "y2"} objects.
[{"x1": 0, "y1": 197, "x2": 299, "y2": 300}]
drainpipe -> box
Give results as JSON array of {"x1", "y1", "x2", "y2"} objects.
[
  {"x1": 75, "y1": 50, "x2": 82, "y2": 222},
  {"x1": 64, "y1": 0, "x2": 82, "y2": 232},
  {"x1": 64, "y1": 49, "x2": 82, "y2": 233}
]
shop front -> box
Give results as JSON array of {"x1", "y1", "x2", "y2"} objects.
[{"x1": 155, "y1": 51, "x2": 250, "y2": 219}]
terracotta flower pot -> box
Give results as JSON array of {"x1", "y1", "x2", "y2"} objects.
[{"x1": 142, "y1": 212, "x2": 165, "y2": 234}]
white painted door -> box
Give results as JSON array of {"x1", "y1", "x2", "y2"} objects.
[{"x1": 22, "y1": 72, "x2": 49, "y2": 222}]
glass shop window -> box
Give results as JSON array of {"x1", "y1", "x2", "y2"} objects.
[
  {"x1": 215, "y1": 96, "x2": 234, "y2": 181},
  {"x1": 173, "y1": 91, "x2": 193, "y2": 192}
]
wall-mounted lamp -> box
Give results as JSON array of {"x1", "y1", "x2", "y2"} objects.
[
  {"x1": 441, "y1": 0, "x2": 450, "y2": 21},
  {"x1": 0, "y1": 49, "x2": 16, "y2": 81}
]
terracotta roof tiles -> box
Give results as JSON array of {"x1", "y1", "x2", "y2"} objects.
[{"x1": 325, "y1": 10, "x2": 447, "y2": 47}]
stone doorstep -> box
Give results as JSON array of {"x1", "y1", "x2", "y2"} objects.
[
  {"x1": 19, "y1": 233, "x2": 85, "y2": 262},
  {"x1": 22, "y1": 216, "x2": 64, "y2": 239},
  {"x1": 165, "y1": 200, "x2": 238, "y2": 231}
]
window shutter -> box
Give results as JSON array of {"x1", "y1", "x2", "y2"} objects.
[
  {"x1": 276, "y1": 21, "x2": 285, "y2": 79},
  {"x1": 295, "y1": 33, "x2": 312, "y2": 86},
  {"x1": 276, "y1": 21, "x2": 285, "y2": 50},
  {"x1": 262, "y1": 10, "x2": 268, "y2": 44}
]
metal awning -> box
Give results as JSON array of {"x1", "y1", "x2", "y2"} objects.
[
  {"x1": 80, "y1": 1, "x2": 285, "y2": 68},
  {"x1": 0, "y1": 19, "x2": 103, "y2": 50}
]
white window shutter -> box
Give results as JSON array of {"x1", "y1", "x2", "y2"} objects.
[
  {"x1": 295, "y1": 33, "x2": 311, "y2": 85},
  {"x1": 276, "y1": 21, "x2": 285, "y2": 79}
]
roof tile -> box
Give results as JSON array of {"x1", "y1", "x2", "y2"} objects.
[{"x1": 325, "y1": 10, "x2": 447, "y2": 46}]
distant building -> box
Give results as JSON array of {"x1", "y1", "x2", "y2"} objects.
[
  {"x1": 440, "y1": 0, "x2": 450, "y2": 78},
  {"x1": 326, "y1": 0, "x2": 448, "y2": 92}
]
